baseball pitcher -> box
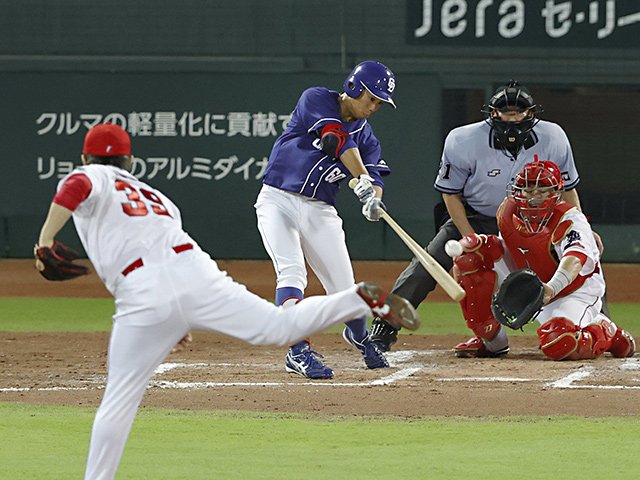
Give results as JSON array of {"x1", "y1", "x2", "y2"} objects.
[{"x1": 34, "y1": 123, "x2": 419, "y2": 479}]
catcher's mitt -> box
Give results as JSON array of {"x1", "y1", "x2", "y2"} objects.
[
  {"x1": 491, "y1": 269, "x2": 543, "y2": 330},
  {"x1": 34, "y1": 241, "x2": 89, "y2": 281}
]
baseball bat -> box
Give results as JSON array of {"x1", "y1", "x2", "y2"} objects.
[{"x1": 350, "y1": 178, "x2": 466, "y2": 302}]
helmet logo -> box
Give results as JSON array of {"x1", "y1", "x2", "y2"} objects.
[{"x1": 387, "y1": 77, "x2": 396, "y2": 93}]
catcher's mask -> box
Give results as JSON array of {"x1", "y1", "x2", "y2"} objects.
[
  {"x1": 481, "y1": 80, "x2": 542, "y2": 153},
  {"x1": 512, "y1": 158, "x2": 564, "y2": 233}
]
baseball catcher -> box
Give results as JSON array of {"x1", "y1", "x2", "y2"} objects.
[
  {"x1": 34, "y1": 241, "x2": 89, "y2": 281},
  {"x1": 451, "y1": 159, "x2": 635, "y2": 361},
  {"x1": 491, "y1": 269, "x2": 543, "y2": 330},
  {"x1": 369, "y1": 79, "x2": 591, "y2": 356}
]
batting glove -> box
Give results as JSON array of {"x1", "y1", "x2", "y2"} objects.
[
  {"x1": 353, "y1": 174, "x2": 375, "y2": 204},
  {"x1": 362, "y1": 197, "x2": 386, "y2": 222}
]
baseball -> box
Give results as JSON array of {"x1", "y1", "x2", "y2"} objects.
[{"x1": 445, "y1": 240, "x2": 463, "y2": 258}]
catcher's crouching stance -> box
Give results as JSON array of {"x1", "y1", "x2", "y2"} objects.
[{"x1": 451, "y1": 160, "x2": 635, "y2": 361}]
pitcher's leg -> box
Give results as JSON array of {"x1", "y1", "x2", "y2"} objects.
[
  {"x1": 187, "y1": 259, "x2": 419, "y2": 347},
  {"x1": 85, "y1": 319, "x2": 186, "y2": 480}
]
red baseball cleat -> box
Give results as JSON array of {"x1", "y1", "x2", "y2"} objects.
[
  {"x1": 356, "y1": 282, "x2": 420, "y2": 331},
  {"x1": 453, "y1": 337, "x2": 509, "y2": 358},
  {"x1": 608, "y1": 328, "x2": 636, "y2": 358}
]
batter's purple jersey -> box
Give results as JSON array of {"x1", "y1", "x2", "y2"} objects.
[
  {"x1": 262, "y1": 87, "x2": 390, "y2": 206},
  {"x1": 434, "y1": 120, "x2": 579, "y2": 217}
]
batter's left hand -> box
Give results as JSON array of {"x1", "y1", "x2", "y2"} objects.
[{"x1": 362, "y1": 197, "x2": 386, "y2": 222}]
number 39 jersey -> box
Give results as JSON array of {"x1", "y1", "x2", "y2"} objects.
[{"x1": 56, "y1": 164, "x2": 194, "y2": 292}]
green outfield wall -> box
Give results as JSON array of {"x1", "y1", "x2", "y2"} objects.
[{"x1": 1, "y1": 1, "x2": 638, "y2": 262}]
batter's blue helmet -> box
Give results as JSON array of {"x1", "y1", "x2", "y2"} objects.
[{"x1": 344, "y1": 61, "x2": 396, "y2": 108}]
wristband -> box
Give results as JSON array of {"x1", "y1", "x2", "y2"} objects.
[{"x1": 547, "y1": 267, "x2": 573, "y2": 297}]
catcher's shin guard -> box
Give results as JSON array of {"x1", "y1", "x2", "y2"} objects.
[
  {"x1": 453, "y1": 336, "x2": 509, "y2": 358},
  {"x1": 455, "y1": 259, "x2": 501, "y2": 342},
  {"x1": 537, "y1": 317, "x2": 616, "y2": 361},
  {"x1": 608, "y1": 327, "x2": 636, "y2": 358}
]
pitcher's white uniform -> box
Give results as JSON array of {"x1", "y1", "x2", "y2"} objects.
[{"x1": 54, "y1": 164, "x2": 374, "y2": 479}]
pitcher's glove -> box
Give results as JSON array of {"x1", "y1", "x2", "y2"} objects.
[
  {"x1": 34, "y1": 241, "x2": 89, "y2": 281},
  {"x1": 491, "y1": 269, "x2": 543, "y2": 330}
]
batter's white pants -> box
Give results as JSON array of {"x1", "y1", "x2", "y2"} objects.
[
  {"x1": 255, "y1": 185, "x2": 356, "y2": 294},
  {"x1": 84, "y1": 249, "x2": 371, "y2": 480}
]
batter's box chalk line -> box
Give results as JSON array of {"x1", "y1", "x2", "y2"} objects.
[
  {"x1": 545, "y1": 362, "x2": 640, "y2": 390},
  {"x1": 148, "y1": 350, "x2": 428, "y2": 389}
]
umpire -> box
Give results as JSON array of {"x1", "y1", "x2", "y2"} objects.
[{"x1": 370, "y1": 80, "x2": 585, "y2": 353}]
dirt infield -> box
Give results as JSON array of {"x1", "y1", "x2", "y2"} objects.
[
  {"x1": 2, "y1": 259, "x2": 639, "y2": 302},
  {"x1": 1, "y1": 260, "x2": 639, "y2": 417}
]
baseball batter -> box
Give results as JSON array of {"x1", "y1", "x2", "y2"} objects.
[
  {"x1": 255, "y1": 60, "x2": 396, "y2": 378},
  {"x1": 34, "y1": 123, "x2": 419, "y2": 479},
  {"x1": 370, "y1": 80, "x2": 585, "y2": 354},
  {"x1": 450, "y1": 160, "x2": 635, "y2": 360}
]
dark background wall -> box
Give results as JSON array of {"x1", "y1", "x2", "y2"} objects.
[{"x1": 1, "y1": 0, "x2": 639, "y2": 262}]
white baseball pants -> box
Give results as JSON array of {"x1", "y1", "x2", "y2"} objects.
[{"x1": 84, "y1": 248, "x2": 370, "y2": 479}]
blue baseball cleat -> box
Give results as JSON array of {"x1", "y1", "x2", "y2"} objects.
[
  {"x1": 343, "y1": 327, "x2": 389, "y2": 369},
  {"x1": 285, "y1": 341, "x2": 334, "y2": 379}
]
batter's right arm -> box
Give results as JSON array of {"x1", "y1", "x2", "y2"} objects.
[
  {"x1": 442, "y1": 193, "x2": 474, "y2": 237},
  {"x1": 340, "y1": 147, "x2": 369, "y2": 179}
]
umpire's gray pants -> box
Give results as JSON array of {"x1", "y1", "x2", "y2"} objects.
[{"x1": 391, "y1": 214, "x2": 498, "y2": 308}]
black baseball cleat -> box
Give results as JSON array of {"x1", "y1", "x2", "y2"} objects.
[
  {"x1": 356, "y1": 282, "x2": 420, "y2": 331},
  {"x1": 369, "y1": 317, "x2": 399, "y2": 353}
]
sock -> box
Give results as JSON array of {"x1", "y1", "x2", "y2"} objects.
[
  {"x1": 276, "y1": 287, "x2": 306, "y2": 350},
  {"x1": 484, "y1": 325, "x2": 509, "y2": 352},
  {"x1": 275, "y1": 286, "x2": 303, "y2": 306},
  {"x1": 345, "y1": 317, "x2": 367, "y2": 342}
]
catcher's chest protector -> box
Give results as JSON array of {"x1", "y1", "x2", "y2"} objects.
[{"x1": 499, "y1": 198, "x2": 573, "y2": 282}]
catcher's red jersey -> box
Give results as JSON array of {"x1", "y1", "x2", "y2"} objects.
[{"x1": 497, "y1": 197, "x2": 603, "y2": 298}]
